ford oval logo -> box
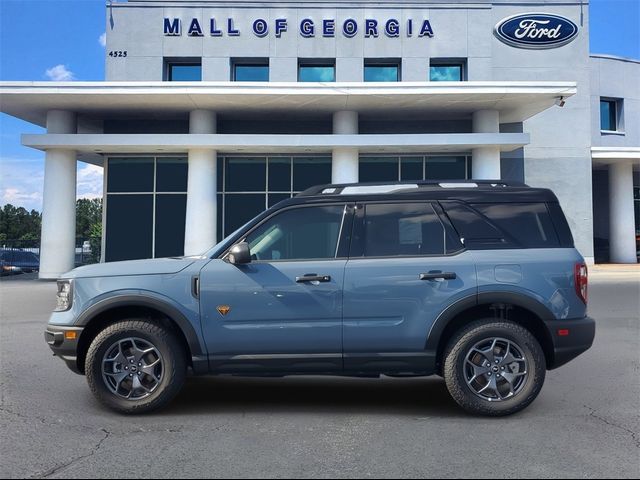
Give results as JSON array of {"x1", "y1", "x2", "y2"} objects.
[{"x1": 494, "y1": 13, "x2": 579, "y2": 49}]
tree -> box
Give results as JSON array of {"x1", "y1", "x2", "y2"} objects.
[
  {"x1": 0, "y1": 204, "x2": 41, "y2": 242},
  {"x1": 76, "y1": 198, "x2": 103, "y2": 239}
]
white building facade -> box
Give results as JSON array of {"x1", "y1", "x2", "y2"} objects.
[{"x1": 0, "y1": 0, "x2": 638, "y2": 278}]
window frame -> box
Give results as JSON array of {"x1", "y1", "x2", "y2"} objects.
[
  {"x1": 600, "y1": 97, "x2": 624, "y2": 134},
  {"x1": 364, "y1": 58, "x2": 401, "y2": 82},
  {"x1": 349, "y1": 201, "x2": 461, "y2": 259},
  {"x1": 297, "y1": 58, "x2": 336, "y2": 82},
  {"x1": 164, "y1": 58, "x2": 202, "y2": 81},
  {"x1": 221, "y1": 203, "x2": 354, "y2": 263},
  {"x1": 429, "y1": 59, "x2": 467, "y2": 82},
  {"x1": 231, "y1": 58, "x2": 270, "y2": 82}
]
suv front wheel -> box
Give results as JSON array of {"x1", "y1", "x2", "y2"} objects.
[
  {"x1": 85, "y1": 319, "x2": 186, "y2": 414},
  {"x1": 443, "y1": 320, "x2": 546, "y2": 416}
]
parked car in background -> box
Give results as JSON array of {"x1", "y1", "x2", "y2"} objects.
[{"x1": 0, "y1": 248, "x2": 40, "y2": 275}]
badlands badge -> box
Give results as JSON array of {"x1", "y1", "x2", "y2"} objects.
[{"x1": 216, "y1": 305, "x2": 231, "y2": 316}]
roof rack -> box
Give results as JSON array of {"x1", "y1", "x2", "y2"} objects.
[{"x1": 297, "y1": 180, "x2": 529, "y2": 197}]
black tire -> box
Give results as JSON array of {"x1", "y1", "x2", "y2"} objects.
[
  {"x1": 85, "y1": 319, "x2": 186, "y2": 414},
  {"x1": 443, "y1": 319, "x2": 546, "y2": 417}
]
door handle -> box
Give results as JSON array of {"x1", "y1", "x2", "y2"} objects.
[
  {"x1": 296, "y1": 274, "x2": 331, "y2": 283},
  {"x1": 420, "y1": 272, "x2": 457, "y2": 281}
]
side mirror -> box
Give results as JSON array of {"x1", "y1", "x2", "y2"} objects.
[{"x1": 228, "y1": 242, "x2": 251, "y2": 265}]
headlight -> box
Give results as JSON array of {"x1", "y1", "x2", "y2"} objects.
[{"x1": 54, "y1": 280, "x2": 73, "y2": 312}]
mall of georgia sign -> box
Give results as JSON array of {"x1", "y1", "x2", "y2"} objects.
[{"x1": 494, "y1": 13, "x2": 579, "y2": 49}]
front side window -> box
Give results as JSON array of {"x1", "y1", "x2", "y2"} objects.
[
  {"x1": 245, "y1": 205, "x2": 345, "y2": 261},
  {"x1": 362, "y1": 203, "x2": 446, "y2": 257},
  {"x1": 298, "y1": 60, "x2": 336, "y2": 82}
]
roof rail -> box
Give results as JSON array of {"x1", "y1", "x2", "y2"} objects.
[{"x1": 297, "y1": 180, "x2": 529, "y2": 197}]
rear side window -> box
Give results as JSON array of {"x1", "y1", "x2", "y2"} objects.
[
  {"x1": 360, "y1": 203, "x2": 446, "y2": 257},
  {"x1": 471, "y1": 203, "x2": 560, "y2": 248}
]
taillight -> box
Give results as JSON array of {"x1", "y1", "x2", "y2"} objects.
[{"x1": 574, "y1": 262, "x2": 588, "y2": 304}]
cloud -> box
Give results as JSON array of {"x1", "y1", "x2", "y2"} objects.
[
  {"x1": 44, "y1": 64, "x2": 75, "y2": 81},
  {"x1": 77, "y1": 163, "x2": 104, "y2": 200},
  {"x1": 98, "y1": 32, "x2": 106, "y2": 48},
  {"x1": 0, "y1": 157, "x2": 45, "y2": 211}
]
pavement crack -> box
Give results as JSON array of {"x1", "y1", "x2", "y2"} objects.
[
  {"x1": 584, "y1": 405, "x2": 640, "y2": 449},
  {"x1": 32, "y1": 428, "x2": 111, "y2": 479}
]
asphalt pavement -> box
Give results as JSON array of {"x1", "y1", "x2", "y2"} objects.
[{"x1": 1, "y1": 272, "x2": 638, "y2": 478}]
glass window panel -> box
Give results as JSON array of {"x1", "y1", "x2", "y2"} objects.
[
  {"x1": 472, "y1": 203, "x2": 560, "y2": 248},
  {"x1": 293, "y1": 157, "x2": 332, "y2": 191},
  {"x1": 217, "y1": 194, "x2": 224, "y2": 241},
  {"x1": 155, "y1": 194, "x2": 187, "y2": 257},
  {"x1": 426, "y1": 156, "x2": 467, "y2": 180},
  {"x1": 268, "y1": 158, "x2": 292, "y2": 191},
  {"x1": 246, "y1": 205, "x2": 344, "y2": 261},
  {"x1": 224, "y1": 194, "x2": 266, "y2": 235},
  {"x1": 359, "y1": 157, "x2": 399, "y2": 183},
  {"x1": 105, "y1": 194, "x2": 153, "y2": 261},
  {"x1": 600, "y1": 100, "x2": 617, "y2": 131},
  {"x1": 169, "y1": 64, "x2": 202, "y2": 81},
  {"x1": 156, "y1": 157, "x2": 188, "y2": 192},
  {"x1": 430, "y1": 65, "x2": 462, "y2": 81},
  {"x1": 298, "y1": 65, "x2": 335, "y2": 82},
  {"x1": 400, "y1": 157, "x2": 424, "y2": 181},
  {"x1": 234, "y1": 65, "x2": 269, "y2": 81},
  {"x1": 363, "y1": 203, "x2": 445, "y2": 257},
  {"x1": 268, "y1": 193, "x2": 292, "y2": 208},
  {"x1": 364, "y1": 65, "x2": 399, "y2": 82},
  {"x1": 107, "y1": 158, "x2": 154, "y2": 193},
  {"x1": 217, "y1": 158, "x2": 224, "y2": 191},
  {"x1": 225, "y1": 157, "x2": 266, "y2": 192}
]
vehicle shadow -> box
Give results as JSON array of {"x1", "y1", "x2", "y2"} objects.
[{"x1": 163, "y1": 375, "x2": 464, "y2": 417}]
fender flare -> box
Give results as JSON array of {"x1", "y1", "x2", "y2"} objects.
[
  {"x1": 75, "y1": 293, "x2": 206, "y2": 358},
  {"x1": 425, "y1": 291, "x2": 555, "y2": 352}
]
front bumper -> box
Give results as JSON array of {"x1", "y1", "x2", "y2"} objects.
[
  {"x1": 545, "y1": 316, "x2": 596, "y2": 369},
  {"x1": 44, "y1": 325, "x2": 84, "y2": 375}
]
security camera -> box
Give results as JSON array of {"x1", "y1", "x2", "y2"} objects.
[{"x1": 555, "y1": 96, "x2": 566, "y2": 107}]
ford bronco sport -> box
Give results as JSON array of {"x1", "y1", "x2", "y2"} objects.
[{"x1": 45, "y1": 180, "x2": 595, "y2": 415}]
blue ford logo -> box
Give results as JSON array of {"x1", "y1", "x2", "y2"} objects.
[{"x1": 494, "y1": 13, "x2": 579, "y2": 49}]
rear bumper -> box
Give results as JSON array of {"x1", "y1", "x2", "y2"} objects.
[
  {"x1": 44, "y1": 325, "x2": 84, "y2": 375},
  {"x1": 544, "y1": 316, "x2": 595, "y2": 369}
]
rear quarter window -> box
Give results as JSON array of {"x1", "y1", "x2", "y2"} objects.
[{"x1": 471, "y1": 203, "x2": 560, "y2": 248}]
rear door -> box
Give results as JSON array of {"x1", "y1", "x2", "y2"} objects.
[{"x1": 342, "y1": 201, "x2": 477, "y2": 374}]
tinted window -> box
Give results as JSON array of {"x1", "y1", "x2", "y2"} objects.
[
  {"x1": 268, "y1": 158, "x2": 291, "y2": 191},
  {"x1": 426, "y1": 156, "x2": 467, "y2": 179},
  {"x1": 430, "y1": 64, "x2": 464, "y2": 81},
  {"x1": 225, "y1": 157, "x2": 266, "y2": 192},
  {"x1": 292, "y1": 157, "x2": 331, "y2": 191},
  {"x1": 155, "y1": 194, "x2": 187, "y2": 257},
  {"x1": 168, "y1": 63, "x2": 202, "y2": 81},
  {"x1": 363, "y1": 203, "x2": 445, "y2": 257},
  {"x1": 600, "y1": 99, "x2": 617, "y2": 131},
  {"x1": 156, "y1": 158, "x2": 187, "y2": 192},
  {"x1": 472, "y1": 203, "x2": 560, "y2": 248},
  {"x1": 246, "y1": 205, "x2": 345, "y2": 261},
  {"x1": 224, "y1": 194, "x2": 266, "y2": 235},
  {"x1": 107, "y1": 158, "x2": 154, "y2": 193},
  {"x1": 364, "y1": 64, "x2": 399, "y2": 82},
  {"x1": 234, "y1": 64, "x2": 269, "y2": 81},
  {"x1": 106, "y1": 195, "x2": 153, "y2": 261},
  {"x1": 400, "y1": 157, "x2": 423, "y2": 181},
  {"x1": 440, "y1": 201, "x2": 508, "y2": 248},
  {"x1": 298, "y1": 64, "x2": 335, "y2": 82},
  {"x1": 360, "y1": 157, "x2": 399, "y2": 182}
]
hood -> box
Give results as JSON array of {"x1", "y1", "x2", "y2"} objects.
[{"x1": 64, "y1": 256, "x2": 206, "y2": 279}]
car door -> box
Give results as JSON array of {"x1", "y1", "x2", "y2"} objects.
[
  {"x1": 199, "y1": 203, "x2": 352, "y2": 373},
  {"x1": 342, "y1": 201, "x2": 477, "y2": 374}
]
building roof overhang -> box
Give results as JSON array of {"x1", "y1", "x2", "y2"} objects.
[{"x1": 0, "y1": 81, "x2": 577, "y2": 126}]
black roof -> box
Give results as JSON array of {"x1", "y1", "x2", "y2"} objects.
[{"x1": 290, "y1": 180, "x2": 560, "y2": 204}]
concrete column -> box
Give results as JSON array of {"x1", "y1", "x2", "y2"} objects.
[
  {"x1": 39, "y1": 110, "x2": 77, "y2": 279},
  {"x1": 472, "y1": 110, "x2": 501, "y2": 180},
  {"x1": 332, "y1": 111, "x2": 359, "y2": 184},
  {"x1": 608, "y1": 161, "x2": 637, "y2": 263},
  {"x1": 184, "y1": 110, "x2": 218, "y2": 255}
]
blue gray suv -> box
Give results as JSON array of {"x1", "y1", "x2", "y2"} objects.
[{"x1": 45, "y1": 181, "x2": 595, "y2": 415}]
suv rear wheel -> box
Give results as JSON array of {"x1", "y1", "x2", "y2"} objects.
[
  {"x1": 85, "y1": 319, "x2": 186, "y2": 414},
  {"x1": 443, "y1": 320, "x2": 546, "y2": 416}
]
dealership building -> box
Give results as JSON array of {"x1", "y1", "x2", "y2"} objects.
[{"x1": 0, "y1": 0, "x2": 638, "y2": 278}]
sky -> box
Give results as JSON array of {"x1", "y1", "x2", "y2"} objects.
[{"x1": 0, "y1": 0, "x2": 639, "y2": 212}]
